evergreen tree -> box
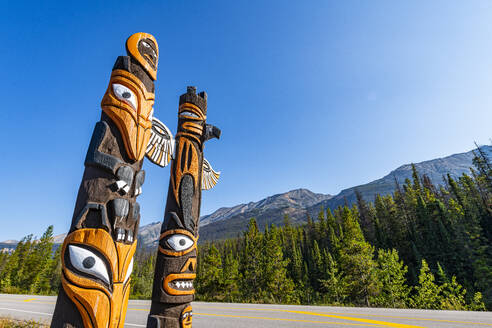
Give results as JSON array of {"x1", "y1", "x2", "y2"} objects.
[
  {"x1": 371, "y1": 249, "x2": 410, "y2": 308},
  {"x1": 130, "y1": 251, "x2": 155, "y2": 299},
  {"x1": 261, "y1": 225, "x2": 295, "y2": 303},
  {"x1": 197, "y1": 244, "x2": 223, "y2": 300},
  {"x1": 29, "y1": 226, "x2": 55, "y2": 294},
  {"x1": 319, "y1": 252, "x2": 347, "y2": 304},
  {"x1": 413, "y1": 260, "x2": 442, "y2": 309},
  {"x1": 222, "y1": 249, "x2": 240, "y2": 302},
  {"x1": 469, "y1": 292, "x2": 486, "y2": 311},
  {"x1": 239, "y1": 218, "x2": 263, "y2": 302},
  {"x1": 338, "y1": 207, "x2": 379, "y2": 306}
]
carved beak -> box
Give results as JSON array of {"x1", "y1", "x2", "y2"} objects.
[{"x1": 203, "y1": 124, "x2": 221, "y2": 142}]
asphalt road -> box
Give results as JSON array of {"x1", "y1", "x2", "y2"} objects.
[{"x1": 0, "y1": 294, "x2": 491, "y2": 327}]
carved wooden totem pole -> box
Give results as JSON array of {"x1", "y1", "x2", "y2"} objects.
[
  {"x1": 146, "y1": 87, "x2": 221, "y2": 328},
  {"x1": 51, "y1": 32, "x2": 176, "y2": 328}
]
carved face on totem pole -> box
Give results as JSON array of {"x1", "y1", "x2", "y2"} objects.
[
  {"x1": 61, "y1": 229, "x2": 136, "y2": 328},
  {"x1": 101, "y1": 33, "x2": 159, "y2": 161},
  {"x1": 56, "y1": 32, "x2": 165, "y2": 328},
  {"x1": 148, "y1": 86, "x2": 220, "y2": 328},
  {"x1": 158, "y1": 87, "x2": 220, "y2": 301}
]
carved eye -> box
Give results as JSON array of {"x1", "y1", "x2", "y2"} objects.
[
  {"x1": 69, "y1": 245, "x2": 110, "y2": 284},
  {"x1": 124, "y1": 258, "x2": 133, "y2": 283},
  {"x1": 180, "y1": 111, "x2": 199, "y2": 118},
  {"x1": 165, "y1": 234, "x2": 194, "y2": 252},
  {"x1": 113, "y1": 83, "x2": 137, "y2": 109},
  {"x1": 142, "y1": 41, "x2": 150, "y2": 48}
]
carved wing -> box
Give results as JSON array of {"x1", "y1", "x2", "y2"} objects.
[
  {"x1": 146, "y1": 117, "x2": 174, "y2": 167},
  {"x1": 201, "y1": 158, "x2": 220, "y2": 190}
]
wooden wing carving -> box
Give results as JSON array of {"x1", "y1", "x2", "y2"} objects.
[
  {"x1": 202, "y1": 158, "x2": 220, "y2": 190},
  {"x1": 146, "y1": 117, "x2": 174, "y2": 167}
]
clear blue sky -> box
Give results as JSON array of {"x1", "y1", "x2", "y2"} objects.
[{"x1": 1, "y1": 1, "x2": 492, "y2": 241}]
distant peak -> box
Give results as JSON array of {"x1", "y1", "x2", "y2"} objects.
[{"x1": 1, "y1": 240, "x2": 19, "y2": 244}]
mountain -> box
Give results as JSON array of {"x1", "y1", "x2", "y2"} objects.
[
  {"x1": 137, "y1": 221, "x2": 161, "y2": 249},
  {"x1": 4, "y1": 146, "x2": 490, "y2": 249},
  {"x1": 45, "y1": 224, "x2": 163, "y2": 250},
  {"x1": 307, "y1": 145, "x2": 492, "y2": 216},
  {"x1": 0, "y1": 240, "x2": 18, "y2": 253},
  {"x1": 198, "y1": 189, "x2": 333, "y2": 241},
  {"x1": 1, "y1": 240, "x2": 18, "y2": 244},
  {"x1": 200, "y1": 188, "x2": 332, "y2": 227},
  {"x1": 197, "y1": 145, "x2": 491, "y2": 243}
]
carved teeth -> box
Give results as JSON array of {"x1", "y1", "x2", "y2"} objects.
[
  {"x1": 115, "y1": 180, "x2": 130, "y2": 195},
  {"x1": 174, "y1": 281, "x2": 193, "y2": 289}
]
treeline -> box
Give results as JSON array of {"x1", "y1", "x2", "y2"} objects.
[
  {"x1": 194, "y1": 146, "x2": 492, "y2": 309},
  {"x1": 0, "y1": 147, "x2": 491, "y2": 311},
  {"x1": 0, "y1": 227, "x2": 61, "y2": 295}
]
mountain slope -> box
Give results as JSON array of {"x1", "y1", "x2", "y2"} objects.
[
  {"x1": 199, "y1": 146, "x2": 491, "y2": 242},
  {"x1": 307, "y1": 145, "x2": 492, "y2": 215},
  {"x1": 200, "y1": 188, "x2": 332, "y2": 227},
  {"x1": 199, "y1": 189, "x2": 332, "y2": 241}
]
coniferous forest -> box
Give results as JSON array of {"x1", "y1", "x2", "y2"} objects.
[{"x1": 0, "y1": 147, "x2": 491, "y2": 310}]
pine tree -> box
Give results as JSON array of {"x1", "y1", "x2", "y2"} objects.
[
  {"x1": 203, "y1": 244, "x2": 223, "y2": 300},
  {"x1": 30, "y1": 226, "x2": 55, "y2": 294},
  {"x1": 48, "y1": 246, "x2": 62, "y2": 293},
  {"x1": 338, "y1": 207, "x2": 379, "y2": 306},
  {"x1": 371, "y1": 249, "x2": 410, "y2": 308},
  {"x1": 309, "y1": 240, "x2": 323, "y2": 291},
  {"x1": 319, "y1": 252, "x2": 347, "y2": 304},
  {"x1": 222, "y1": 249, "x2": 240, "y2": 302},
  {"x1": 469, "y1": 292, "x2": 486, "y2": 311},
  {"x1": 261, "y1": 225, "x2": 295, "y2": 303},
  {"x1": 355, "y1": 190, "x2": 376, "y2": 243},
  {"x1": 413, "y1": 260, "x2": 442, "y2": 309},
  {"x1": 239, "y1": 218, "x2": 263, "y2": 302},
  {"x1": 130, "y1": 250, "x2": 155, "y2": 299}
]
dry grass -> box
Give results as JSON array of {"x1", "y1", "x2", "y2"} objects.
[{"x1": 0, "y1": 318, "x2": 48, "y2": 328}]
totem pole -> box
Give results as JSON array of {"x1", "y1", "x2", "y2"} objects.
[
  {"x1": 146, "y1": 87, "x2": 221, "y2": 328},
  {"x1": 51, "y1": 32, "x2": 175, "y2": 328}
]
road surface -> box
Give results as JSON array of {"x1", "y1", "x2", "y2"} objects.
[{"x1": 0, "y1": 294, "x2": 491, "y2": 327}]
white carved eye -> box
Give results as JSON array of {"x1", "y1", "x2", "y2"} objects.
[
  {"x1": 142, "y1": 41, "x2": 150, "y2": 48},
  {"x1": 166, "y1": 234, "x2": 194, "y2": 252},
  {"x1": 69, "y1": 245, "x2": 110, "y2": 285},
  {"x1": 179, "y1": 111, "x2": 199, "y2": 118},
  {"x1": 124, "y1": 258, "x2": 134, "y2": 283},
  {"x1": 113, "y1": 83, "x2": 137, "y2": 110}
]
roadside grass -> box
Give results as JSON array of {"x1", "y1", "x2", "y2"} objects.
[{"x1": 0, "y1": 318, "x2": 48, "y2": 328}]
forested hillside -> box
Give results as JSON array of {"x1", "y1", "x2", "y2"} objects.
[
  {"x1": 198, "y1": 146, "x2": 492, "y2": 242},
  {"x1": 0, "y1": 147, "x2": 490, "y2": 310}
]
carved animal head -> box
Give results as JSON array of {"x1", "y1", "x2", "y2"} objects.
[{"x1": 100, "y1": 32, "x2": 159, "y2": 161}]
